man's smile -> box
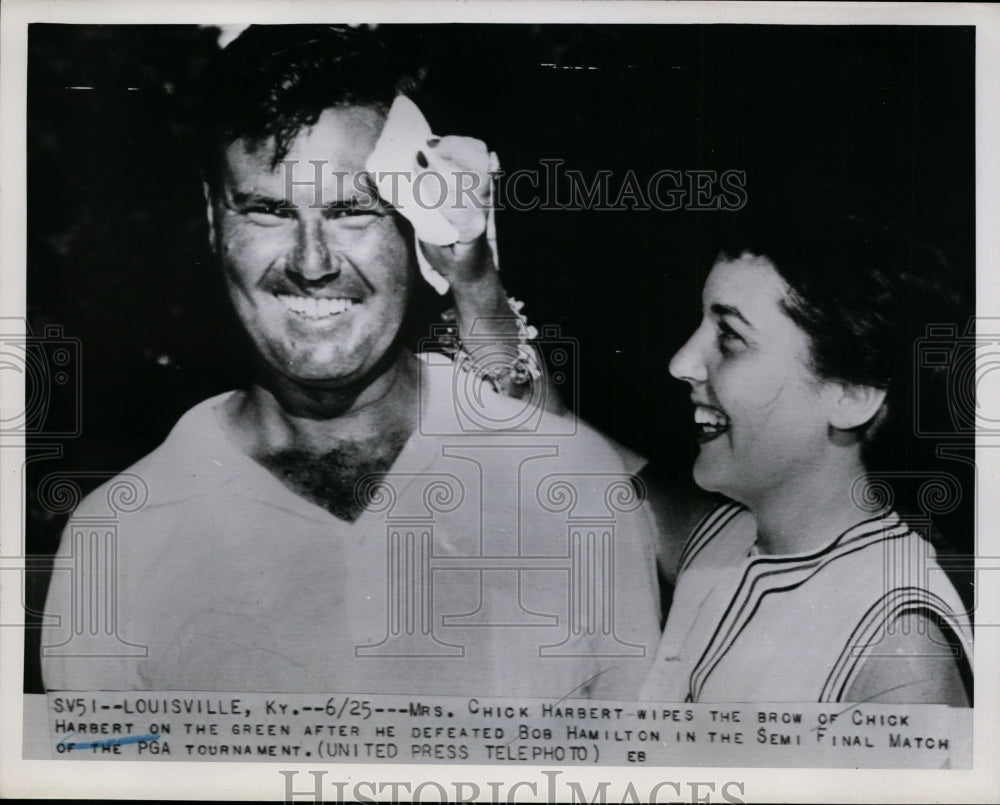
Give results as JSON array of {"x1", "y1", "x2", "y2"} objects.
[{"x1": 274, "y1": 293, "x2": 360, "y2": 319}]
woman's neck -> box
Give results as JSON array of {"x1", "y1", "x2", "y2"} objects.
[{"x1": 749, "y1": 455, "x2": 883, "y2": 556}]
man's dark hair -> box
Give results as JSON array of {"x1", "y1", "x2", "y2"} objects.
[{"x1": 201, "y1": 24, "x2": 421, "y2": 179}]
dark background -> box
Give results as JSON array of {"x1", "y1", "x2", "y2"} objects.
[{"x1": 23, "y1": 24, "x2": 976, "y2": 692}]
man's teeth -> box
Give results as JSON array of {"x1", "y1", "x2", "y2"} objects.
[
  {"x1": 276, "y1": 295, "x2": 357, "y2": 318},
  {"x1": 694, "y1": 405, "x2": 730, "y2": 431}
]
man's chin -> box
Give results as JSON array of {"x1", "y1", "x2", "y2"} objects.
[
  {"x1": 256, "y1": 346, "x2": 362, "y2": 386},
  {"x1": 282, "y1": 363, "x2": 367, "y2": 388},
  {"x1": 255, "y1": 334, "x2": 404, "y2": 391}
]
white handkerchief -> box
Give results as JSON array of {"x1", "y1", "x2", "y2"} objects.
[{"x1": 365, "y1": 95, "x2": 500, "y2": 295}]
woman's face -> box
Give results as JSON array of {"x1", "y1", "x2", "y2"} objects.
[{"x1": 669, "y1": 252, "x2": 836, "y2": 505}]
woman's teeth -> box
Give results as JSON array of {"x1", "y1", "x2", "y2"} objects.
[
  {"x1": 694, "y1": 405, "x2": 731, "y2": 441},
  {"x1": 276, "y1": 295, "x2": 357, "y2": 318}
]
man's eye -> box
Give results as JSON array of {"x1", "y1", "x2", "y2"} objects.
[
  {"x1": 328, "y1": 208, "x2": 375, "y2": 219},
  {"x1": 326, "y1": 202, "x2": 385, "y2": 222},
  {"x1": 243, "y1": 206, "x2": 294, "y2": 223},
  {"x1": 325, "y1": 207, "x2": 385, "y2": 229}
]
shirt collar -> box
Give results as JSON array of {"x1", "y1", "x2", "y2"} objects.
[{"x1": 138, "y1": 354, "x2": 463, "y2": 512}]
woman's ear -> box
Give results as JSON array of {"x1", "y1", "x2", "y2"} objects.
[{"x1": 826, "y1": 382, "x2": 888, "y2": 432}]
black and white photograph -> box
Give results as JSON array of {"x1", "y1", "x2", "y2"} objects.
[{"x1": 1, "y1": 1, "x2": 997, "y2": 801}]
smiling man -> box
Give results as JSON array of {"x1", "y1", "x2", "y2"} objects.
[
  {"x1": 41, "y1": 25, "x2": 660, "y2": 697},
  {"x1": 209, "y1": 104, "x2": 424, "y2": 522},
  {"x1": 216, "y1": 107, "x2": 412, "y2": 390}
]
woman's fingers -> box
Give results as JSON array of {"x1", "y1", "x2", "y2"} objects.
[
  {"x1": 411, "y1": 137, "x2": 493, "y2": 243},
  {"x1": 427, "y1": 135, "x2": 490, "y2": 173}
]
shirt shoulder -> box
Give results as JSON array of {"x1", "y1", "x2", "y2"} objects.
[
  {"x1": 677, "y1": 501, "x2": 753, "y2": 573},
  {"x1": 68, "y1": 391, "x2": 241, "y2": 520},
  {"x1": 416, "y1": 351, "x2": 646, "y2": 474}
]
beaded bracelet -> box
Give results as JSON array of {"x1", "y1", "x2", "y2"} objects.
[{"x1": 440, "y1": 297, "x2": 543, "y2": 392}]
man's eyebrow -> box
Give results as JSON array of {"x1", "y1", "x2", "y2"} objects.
[
  {"x1": 229, "y1": 189, "x2": 292, "y2": 208},
  {"x1": 321, "y1": 194, "x2": 389, "y2": 213},
  {"x1": 709, "y1": 302, "x2": 754, "y2": 329},
  {"x1": 227, "y1": 189, "x2": 386, "y2": 211},
  {"x1": 323, "y1": 198, "x2": 367, "y2": 209}
]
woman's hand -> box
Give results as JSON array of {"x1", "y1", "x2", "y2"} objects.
[
  {"x1": 413, "y1": 135, "x2": 559, "y2": 409},
  {"x1": 414, "y1": 134, "x2": 498, "y2": 285}
]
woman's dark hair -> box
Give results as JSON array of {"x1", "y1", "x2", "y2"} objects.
[
  {"x1": 714, "y1": 204, "x2": 963, "y2": 473},
  {"x1": 201, "y1": 24, "x2": 422, "y2": 179}
]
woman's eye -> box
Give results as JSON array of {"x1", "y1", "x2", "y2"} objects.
[{"x1": 717, "y1": 323, "x2": 744, "y2": 355}]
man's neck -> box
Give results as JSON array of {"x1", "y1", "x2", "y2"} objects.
[
  {"x1": 220, "y1": 350, "x2": 422, "y2": 523},
  {"x1": 226, "y1": 349, "x2": 420, "y2": 457}
]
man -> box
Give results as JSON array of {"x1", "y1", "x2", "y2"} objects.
[{"x1": 41, "y1": 25, "x2": 660, "y2": 697}]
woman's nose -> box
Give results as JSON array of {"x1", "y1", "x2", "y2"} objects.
[{"x1": 669, "y1": 328, "x2": 708, "y2": 385}]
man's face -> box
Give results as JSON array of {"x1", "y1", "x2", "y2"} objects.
[{"x1": 209, "y1": 106, "x2": 414, "y2": 387}]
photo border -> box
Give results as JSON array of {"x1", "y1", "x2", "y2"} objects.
[{"x1": 2, "y1": 1, "x2": 998, "y2": 801}]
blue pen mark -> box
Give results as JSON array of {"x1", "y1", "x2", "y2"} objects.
[{"x1": 57, "y1": 731, "x2": 160, "y2": 752}]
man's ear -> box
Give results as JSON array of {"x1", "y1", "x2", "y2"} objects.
[
  {"x1": 826, "y1": 382, "x2": 888, "y2": 432},
  {"x1": 203, "y1": 181, "x2": 217, "y2": 253}
]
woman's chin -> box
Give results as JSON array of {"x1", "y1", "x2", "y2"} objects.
[
  {"x1": 691, "y1": 462, "x2": 718, "y2": 493},
  {"x1": 692, "y1": 457, "x2": 733, "y2": 498}
]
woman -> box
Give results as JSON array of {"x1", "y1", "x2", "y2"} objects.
[{"x1": 639, "y1": 213, "x2": 973, "y2": 705}]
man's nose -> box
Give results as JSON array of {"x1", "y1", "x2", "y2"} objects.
[
  {"x1": 287, "y1": 220, "x2": 340, "y2": 286},
  {"x1": 669, "y1": 328, "x2": 708, "y2": 385}
]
